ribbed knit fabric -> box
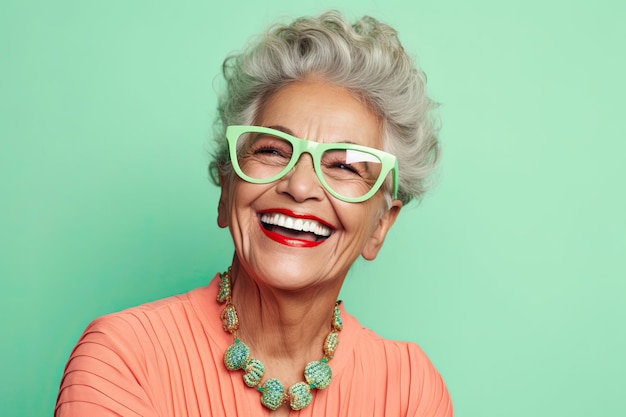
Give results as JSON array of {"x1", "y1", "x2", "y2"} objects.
[{"x1": 55, "y1": 274, "x2": 453, "y2": 416}]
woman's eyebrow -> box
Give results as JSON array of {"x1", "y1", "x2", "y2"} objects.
[
  {"x1": 266, "y1": 124, "x2": 359, "y2": 145},
  {"x1": 266, "y1": 125, "x2": 295, "y2": 136}
]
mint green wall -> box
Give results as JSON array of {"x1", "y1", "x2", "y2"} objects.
[{"x1": 2, "y1": 1, "x2": 625, "y2": 416}]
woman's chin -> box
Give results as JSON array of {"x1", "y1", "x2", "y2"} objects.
[{"x1": 240, "y1": 258, "x2": 341, "y2": 293}]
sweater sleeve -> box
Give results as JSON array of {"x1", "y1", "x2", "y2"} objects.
[
  {"x1": 406, "y1": 342, "x2": 454, "y2": 417},
  {"x1": 55, "y1": 315, "x2": 158, "y2": 417}
]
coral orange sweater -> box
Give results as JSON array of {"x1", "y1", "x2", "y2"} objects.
[{"x1": 56, "y1": 274, "x2": 452, "y2": 416}]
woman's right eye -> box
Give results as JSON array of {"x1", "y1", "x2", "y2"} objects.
[
  {"x1": 254, "y1": 146, "x2": 285, "y2": 156},
  {"x1": 248, "y1": 136, "x2": 292, "y2": 158}
]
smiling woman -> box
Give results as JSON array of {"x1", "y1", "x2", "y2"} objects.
[{"x1": 55, "y1": 10, "x2": 451, "y2": 417}]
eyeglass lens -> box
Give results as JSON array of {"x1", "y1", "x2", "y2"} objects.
[{"x1": 235, "y1": 131, "x2": 383, "y2": 199}]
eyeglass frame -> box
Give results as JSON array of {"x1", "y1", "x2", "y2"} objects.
[{"x1": 225, "y1": 125, "x2": 399, "y2": 203}]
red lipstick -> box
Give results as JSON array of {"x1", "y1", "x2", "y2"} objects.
[
  {"x1": 260, "y1": 227, "x2": 324, "y2": 248},
  {"x1": 258, "y1": 208, "x2": 334, "y2": 248}
]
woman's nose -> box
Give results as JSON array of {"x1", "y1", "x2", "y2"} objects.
[{"x1": 275, "y1": 154, "x2": 325, "y2": 202}]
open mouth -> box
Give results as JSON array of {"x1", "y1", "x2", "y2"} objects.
[{"x1": 259, "y1": 211, "x2": 333, "y2": 245}]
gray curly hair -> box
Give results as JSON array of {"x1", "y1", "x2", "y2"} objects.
[{"x1": 209, "y1": 10, "x2": 439, "y2": 205}]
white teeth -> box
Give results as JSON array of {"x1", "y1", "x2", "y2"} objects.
[{"x1": 260, "y1": 213, "x2": 332, "y2": 237}]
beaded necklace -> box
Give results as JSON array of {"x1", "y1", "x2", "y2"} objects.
[{"x1": 217, "y1": 267, "x2": 342, "y2": 411}]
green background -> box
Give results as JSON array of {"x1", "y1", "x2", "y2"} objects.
[{"x1": 2, "y1": 0, "x2": 625, "y2": 416}]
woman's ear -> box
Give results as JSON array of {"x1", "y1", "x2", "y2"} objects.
[
  {"x1": 217, "y1": 174, "x2": 230, "y2": 228},
  {"x1": 361, "y1": 200, "x2": 402, "y2": 261}
]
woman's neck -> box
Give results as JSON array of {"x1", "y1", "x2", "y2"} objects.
[{"x1": 228, "y1": 258, "x2": 342, "y2": 386}]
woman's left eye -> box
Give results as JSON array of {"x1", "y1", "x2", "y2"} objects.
[
  {"x1": 332, "y1": 162, "x2": 359, "y2": 175},
  {"x1": 323, "y1": 160, "x2": 364, "y2": 177}
]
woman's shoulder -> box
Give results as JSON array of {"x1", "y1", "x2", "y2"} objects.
[
  {"x1": 342, "y1": 307, "x2": 433, "y2": 362},
  {"x1": 56, "y1": 282, "x2": 226, "y2": 416},
  {"x1": 349, "y1": 323, "x2": 438, "y2": 373},
  {"x1": 85, "y1": 276, "x2": 222, "y2": 335},
  {"x1": 85, "y1": 285, "x2": 210, "y2": 332},
  {"x1": 63, "y1": 280, "x2": 226, "y2": 377},
  {"x1": 338, "y1": 309, "x2": 453, "y2": 416}
]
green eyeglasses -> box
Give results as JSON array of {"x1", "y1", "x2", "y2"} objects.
[{"x1": 226, "y1": 125, "x2": 398, "y2": 203}]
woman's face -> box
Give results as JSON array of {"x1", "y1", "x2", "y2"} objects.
[{"x1": 218, "y1": 78, "x2": 401, "y2": 291}]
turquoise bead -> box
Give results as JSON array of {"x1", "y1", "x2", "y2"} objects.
[
  {"x1": 333, "y1": 304, "x2": 343, "y2": 330},
  {"x1": 288, "y1": 382, "x2": 313, "y2": 410},
  {"x1": 217, "y1": 272, "x2": 231, "y2": 303},
  {"x1": 243, "y1": 359, "x2": 265, "y2": 387},
  {"x1": 224, "y1": 341, "x2": 250, "y2": 371},
  {"x1": 220, "y1": 304, "x2": 239, "y2": 333},
  {"x1": 304, "y1": 360, "x2": 332, "y2": 389},
  {"x1": 324, "y1": 331, "x2": 340, "y2": 359},
  {"x1": 260, "y1": 378, "x2": 285, "y2": 410}
]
